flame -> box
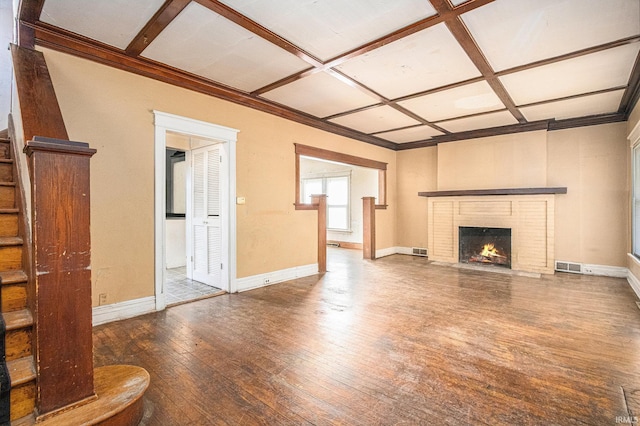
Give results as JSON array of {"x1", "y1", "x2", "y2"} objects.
[{"x1": 480, "y1": 243, "x2": 500, "y2": 258}]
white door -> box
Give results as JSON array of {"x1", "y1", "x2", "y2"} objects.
[{"x1": 191, "y1": 144, "x2": 222, "y2": 287}]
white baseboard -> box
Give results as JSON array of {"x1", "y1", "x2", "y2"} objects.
[
  {"x1": 628, "y1": 270, "x2": 640, "y2": 300},
  {"x1": 92, "y1": 296, "x2": 156, "y2": 326},
  {"x1": 582, "y1": 264, "x2": 629, "y2": 278},
  {"x1": 236, "y1": 263, "x2": 319, "y2": 292},
  {"x1": 395, "y1": 247, "x2": 414, "y2": 255},
  {"x1": 375, "y1": 246, "x2": 402, "y2": 258}
]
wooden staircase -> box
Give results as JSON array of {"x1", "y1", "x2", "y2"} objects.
[
  {"x1": 0, "y1": 131, "x2": 37, "y2": 423},
  {"x1": 1, "y1": 129, "x2": 149, "y2": 424}
]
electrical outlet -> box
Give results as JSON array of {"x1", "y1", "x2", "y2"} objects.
[
  {"x1": 99, "y1": 293, "x2": 107, "y2": 306},
  {"x1": 263, "y1": 278, "x2": 270, "y2": 285}
]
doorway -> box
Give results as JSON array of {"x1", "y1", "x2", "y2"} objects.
[{"x1": 154, "y1": 111, "x2": 238, "y2": 311}]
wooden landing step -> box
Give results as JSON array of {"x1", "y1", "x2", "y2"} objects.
[
  {"x1": 7, "y1": 357, "x2": 36, "y2": 387},
  {"x1": 14, "y1": 365, "x2": 150, "y2": 426},
  {"x1": 0, "y1": 270, "x2": 27, "y2": 285}
]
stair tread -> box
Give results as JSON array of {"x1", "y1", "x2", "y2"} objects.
[
  {"x1": 0, "y1": 159, "x2": 12, "y2": 163},
  {"x1": 0, "y1": 236, "x2": 22, "y2": 246},
  {"x1": 0, "y1": 270, "x2": 28, "y2": 285},
  {"x1": 7, "y1": 356, "x2": 35, "y2": 387},
  {"x1": 0, "y1": 182, "x2": 16, "y2": 187},
  {"x1": 3, "y1": 309, "x2": 33, "y2": 330},
  {"x1": 0, "y1": 208, "x2": 19, "y2": 214}
]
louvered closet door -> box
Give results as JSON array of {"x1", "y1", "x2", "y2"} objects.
[{"x1": 191, "y1": 144, "x2": 222, "y2": 287}]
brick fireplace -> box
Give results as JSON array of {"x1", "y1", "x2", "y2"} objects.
[{"x1": 420, "y1": 188, "x2": 566, "y2": 275}]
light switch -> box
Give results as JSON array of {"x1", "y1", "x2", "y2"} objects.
[{"x1": 236, "y1": 197, "x2": 246, "y2": 205}]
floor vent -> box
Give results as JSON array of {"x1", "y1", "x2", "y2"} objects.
[
  {"x1": 412, "y1": 247, "x2": 428, "y2": 257},
  {"x1": 327, "y1": 242, "x2": 340, "y2": 247},
  {"x1": 555, "y1": 261, "x2": 582, "y2": 274}
]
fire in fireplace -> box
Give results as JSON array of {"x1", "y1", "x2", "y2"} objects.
[{"x1": 459, "y1": 227, "x2": 511, "y2": 268}]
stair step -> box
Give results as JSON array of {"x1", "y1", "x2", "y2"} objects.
[
  {"x1": 0, "y1": 160, "x2": 12, "y2": 182},
  {"x1": 2, "y1": 283, "x2": 27, "y2": 312},
  {"x1": 4, "y1": 309, "x2": 33, "y2": 331},
  {"x1": 0, "y1": 236, "x2": 22, "y2": 247},
  {"x1": 7, "y1": 357, "x2": 35, "y2": 387},
  {"x1": 0, "y1": 270, "x2": 28, "y2": 285},
  {"x1": 0, "y1": 246, "x2": 22, "y2": 271},
  {"x1": 0, "y1": 211, "x2": 18, "y2": 238}
]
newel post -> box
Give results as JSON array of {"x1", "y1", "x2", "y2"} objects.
[
  {"x1": 363, "y1": 197, "x2": 376, "y2": 260},
  {"x1": 25, "y1": 137, "x2": 97, "y2": 416},
  {"x1": 311, "y1": 194, "x2": 327, "y2": 273}
]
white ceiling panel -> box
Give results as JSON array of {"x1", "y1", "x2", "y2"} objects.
[
  {"x1": 376, "y1": 126, "x2": 444, "y2": 143},
  {"x1": 462, "y1": 0, "x2": 640, "y2": 71},
  {"x1": 141, "y1": 2, "x2": 309, "y2": 92},
  {"x1": 261, "y1": 72, "x2": 379, "y2": 117},
  {"x1": 40, "y1": 0, "x2": 166, "y2": 49},
  {"x1": 520, "y1": 90, "x2": 625, "y2": 122},
  {"x1": 329, "y1": 106, "x2": 421, "y2": 134},
  {"x1": 437, "y1": 111, "x2": 518, "y2": 133},
  {"x1": 451, "y1": 0, "x2": 470, "y2": 5},
  {"x1": 218, "y1": 0, "x2": 436, "y2": 61},
  {"x1": 335, "y1": 23, "x2": 481, "y2": 99},
  {"x1": 500, "y1": 43, "x2": 640, "y2": 106},
  {"x1": 398, "y1": 81, "x2": 505, "y2": 122}
]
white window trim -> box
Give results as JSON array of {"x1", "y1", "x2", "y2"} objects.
[
  {"x1": 630, "y1": 120, "x2": 640, "y2": 258},
  {"x1": 301, "y1": 173, "x2": 351, "y2": 232}
]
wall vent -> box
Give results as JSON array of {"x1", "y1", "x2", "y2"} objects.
[
  {"x1": 412, "y1": 247, "x2": 428, "y2": 257},
  {"x1": 555, "y1": 260, "x2": 582, "y2": 274},
  {"x1": 327, "y1": 242, "x2": 340, "y2": 247}
]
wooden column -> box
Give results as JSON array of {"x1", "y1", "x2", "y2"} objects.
[
  {"x1": 25, "y1": 138, "x2": 97, "y2": 416},
  {"x1": 363, "y1": 197, "x2": 376, "y2": 260},
  {"x1": 311, "y1": 194, "x2": 327, "y2": 273}
]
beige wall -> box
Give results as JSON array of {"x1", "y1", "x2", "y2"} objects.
[
  {"x1": 548, "y1": 123, "x2": 629, "y2": 266},
  {"x1": 396, "y1": 147, "x2": 437, "y2": 249},
  {"x1": 436, "y1": 131, "x2": 547, "y2": 190},
  {"x1": 396, "y1": 124, "x2": 630, "y2": 267},
  {"x1": 40, "y1": 48, "x2": 397, "y2": 306}
]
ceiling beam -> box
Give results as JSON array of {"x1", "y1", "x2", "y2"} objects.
[
  {"x1": 195, "y1": 0, "x2": 323, "y2": 68},
  {"x1": 29, "y1": 21, "x2": 399, "y2": 150},
  {"x1": 429, "y1": 0, "x2": 526, "y2": 124},
  {"x1": 17, "y1": 0, "x2": 45, "y2": 48},
  {"x1": 126, "y1": 0, "x2": 191, "y2": 57},
  {"x1": 619, "y1": 50, "x2": 640, "y2": 117}
]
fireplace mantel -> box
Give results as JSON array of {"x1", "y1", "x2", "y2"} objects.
[{"x1": 418, "y1": 187, "x2": 567, "y2": 197}]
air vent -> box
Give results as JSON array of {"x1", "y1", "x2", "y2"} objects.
[
  {"x1": 412, "y1": 247, "x2": 428, "y2": 257},
  {"x1": 327, "y1": 242, "x2": 340, "y2": 247},
  {"x1": 555, "y1": 260, "x2": 582, "y2": 274}
]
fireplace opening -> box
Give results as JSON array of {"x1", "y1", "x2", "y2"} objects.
[{"x1": 459, "y1": 227, "x2": 511, "y2": 268}]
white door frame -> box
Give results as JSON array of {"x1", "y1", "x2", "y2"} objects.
[{"x1": 153, "y1": 111, "x2": 238, "y2": 311}]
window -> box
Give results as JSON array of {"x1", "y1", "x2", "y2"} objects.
[
  {"x1": 634, "y1": 142, "x2": 640, "y2": 257},
  {"x1": 294, "y1": 143, "x2": 387, "y2": 210},
  {"x1": 302, "y1": 175, "x2": 351, "y2": 230}
]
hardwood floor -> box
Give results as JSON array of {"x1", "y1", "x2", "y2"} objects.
[{"x1": 93, "y1": 249, "x2": 640, "y2": 425}]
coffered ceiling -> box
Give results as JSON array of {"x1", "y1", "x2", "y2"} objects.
[{"x1": 18, "y1": 0, "x2": 640, "y2": 150}]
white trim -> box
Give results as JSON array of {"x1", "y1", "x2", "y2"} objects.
[
  {"x1": 375, "y1": 246, "x2": 402, "y2": 258},
  {"x1": 628, "y1": 118, "x2": 640, "y2": 147},
  {"x1": 92, "y1": 296, "x2": 156, "y2": 326},
  {"x1": 628, "y1": 254, "x2": 640, "y2": 300},
  {"x1": 395, "y1": 247, "x2": 414, "y2": 255},
  {"x1": 582, "y1": 264, "x2": 629, "y2": 278},
  {"x1": 628, "y1": 270, "x2": 640, "y2": 300},
  {"x1": 236, "y1": 263, "x2": 318, "y2": 292},
  {"x1": 153, "y1": 111, "x2": 238, "y2": 311}
]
